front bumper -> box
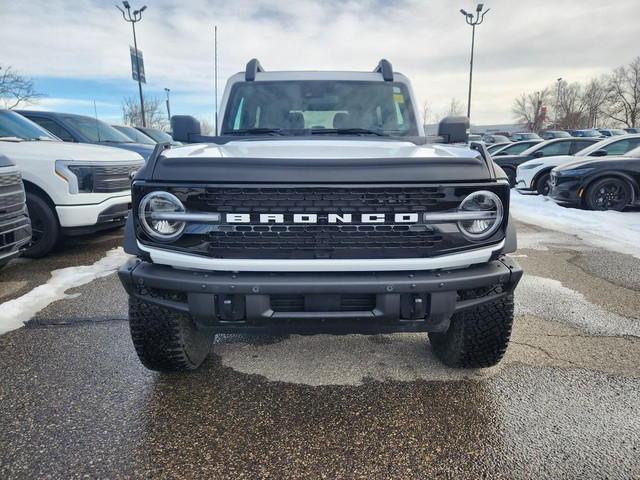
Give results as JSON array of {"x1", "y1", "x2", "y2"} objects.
[
  {"x1": 548, "y1": 183, "x2": 582, "y2": 207},
  {"x1": 118, "y1": 255, "x2": 523, "y2": 335}
]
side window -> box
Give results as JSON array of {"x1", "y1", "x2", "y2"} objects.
[
  {"x1": 28, "y1": 117, "x2": 75, "y2": 142},
  {"x1": 602, "y1": 138, "x2": 640, "y2": 155},
  {"x1": 538, "y1": 141, "x2": 571, "y2": 156},
  {"x1": 572, "y1": 140, "x2": 595, "y2": 153}
]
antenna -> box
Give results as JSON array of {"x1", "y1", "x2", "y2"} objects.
[
  {"x1": 93, "y1": 100, "x2": 101, "y2": 142},
  {"x1": 215, "y1": 25, "x2": 218, "y2": 135}
]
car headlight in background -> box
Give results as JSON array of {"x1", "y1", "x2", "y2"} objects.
[
  {"x1": 138, "y1": 191, "x2": 187, "y2": 242},
  {"x1": 520, "y1": 163, "x2": 543, "y2": 170}
]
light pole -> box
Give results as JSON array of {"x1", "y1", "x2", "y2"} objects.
[
  {"x1": 117, "y1": 1, "x2": 147, "y2": 127},
  {"x1": 460, "y1": 4, "x2": 490, "y2": 122},
  {"x1": 164, "y1": 88, "x2": 171, "y2": 123},
  {"x1": 555, "y1": 77, "x2": 562, "y2": 130}
]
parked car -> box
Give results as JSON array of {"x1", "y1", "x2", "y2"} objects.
[
  {"x1": 516, "y1": 134, "x2": 640, "y2": 196},
  {"x1": 487, "y1": 142, "x2": 511, "y2": 154},
  {"x1": 598, "y1": 129, "x2": 627, "y2": 137},
  {"x1": 16, "y1": 110, "x2": 154, "y2": 160},
  {"x1": 482, "y1": 134, "x2": 510, "y2": 144},
  {"x1": 468, "y1": 134, "x2": 483, "y2": 142},
  {"x1": 135, "y1": 126, "x2": 182, "y2": 146},
  {"x1": 493, "y1": 137, "x2": 599, "y2": 187},
  {"x1": 549, "y1": 146, "x2": 640, "y2": 211},
  {"x1": 0, "y1": 154, "x2": 31, "y2": 268},
  {"x1": 540, "y1": 130, "x2": 571, "y2": 140},
  {"x1": 623, "y1": 128, "x2": 640, "y2": 134},
  {"x1": 570, "y1": 129, "x2": 602, "y2": 138},
  {"x1": 510, "y1": 132, "x2": 541, "y2": 142},
  {"x1": 111, "y1": 124, "x2": 156, "y2": 145},
  {"x1": 0, "y1": 109, "x2": 144, "y2": 257},
  {"x1": 491, "y1": 139, "x2": 543, "y2": 157}
]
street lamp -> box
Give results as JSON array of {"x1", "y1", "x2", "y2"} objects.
[
  {"x1": 460, "y1": 4, "x2": 490, "y2": 122},
  {"x1": 116, "y1": 2, "x2": 148, "y2": 127},
  {"x1": 555, "y1": 77, "x2": 562, "y2": 130},
  {"x1": 164, "y1": 88, "x2": 171, "y2": 123}
]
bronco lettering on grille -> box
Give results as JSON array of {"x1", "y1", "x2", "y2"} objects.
[{"x1": 225, "y1": 213, "x2": 419, "y2": 224}]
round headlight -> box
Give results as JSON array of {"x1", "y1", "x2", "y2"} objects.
[
  {"x1": 457, "y1": 191, "x2": 504, "y2": 240},
  {"x1": 138, "y1": 191, "x2": 186, "y2": 242}
]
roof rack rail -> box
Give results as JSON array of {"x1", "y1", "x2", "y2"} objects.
[
  {"x1": 375, "y1": 59, "x2": 394, "y2": 81},
  {"x1": 245, "y1": 58, "x2": 264, "y2": 81}
]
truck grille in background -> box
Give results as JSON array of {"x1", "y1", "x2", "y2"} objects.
[
  {"x1": 0, "y1": 172, "x2": 31, "y2": 254},
  {"x1": 92, "y1": 165, "x2": 139, "y2": 193}
]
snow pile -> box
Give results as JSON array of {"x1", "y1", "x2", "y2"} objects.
[
  {"x1": 0, "y1": 248, "x2": 131, "y2": 335},
  {"x1": 510, "y1": 192, "x2": 640, "y2": 258}
]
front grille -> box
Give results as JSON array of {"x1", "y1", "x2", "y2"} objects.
[
  {"x1": 200, "y1": 187, "x2": 449, "y2": 213},
  {"x1": 92, "y1": 165, "x2": 139, "y2": 193},
  {"x1": 136, "y1": 183, "x2": 509, "y2": 260}
]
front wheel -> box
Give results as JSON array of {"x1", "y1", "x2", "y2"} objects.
[
  {"x1": 585, "y1": 177, "x2": 631, "y2": 211},
  {"x1": 129, "y1": 297, "x2": 214, "y2": 371},
  {"x1": 536, "y1": 172, "x2": 551, "y2": 196},
  {"x1": 24, "y1": 192, "x2": 61, "y2": 258},
  {"x1": 428, "y1": 296, "x2": 514, "y2": 368}
]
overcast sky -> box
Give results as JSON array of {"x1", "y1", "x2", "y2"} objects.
[{"x1": 2, "y1": 0, "x2": 639, "y2": 127}]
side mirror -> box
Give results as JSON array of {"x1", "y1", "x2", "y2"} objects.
[
  {"x1": 437, "y1": 116, "x2": 469, "y2": 144},
  {"x1": 533, "y1": 150, "x2": 545, "y2": 158},
  {"x1": 171, "y1": 115, "x2": 202, "y2": 143},
  {"x1": 591, "y1": 149, "x2": 608, "y2": 157}
]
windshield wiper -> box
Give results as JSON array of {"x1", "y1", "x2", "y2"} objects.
[
  {"x1": 222, "y1": 128, "x2": 285, "y2": 136},
  {"x1": 311, "y1": 128, "x2": 384, "y2": 136}
]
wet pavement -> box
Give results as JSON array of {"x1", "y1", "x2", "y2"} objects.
[{"x1": 0, "y1": 221, "x2": 639, "y2": 479}]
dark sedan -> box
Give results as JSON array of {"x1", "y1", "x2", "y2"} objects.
[
  {"x1": 16, "y1": 110, "x2": 154, "y2": 160},
  {"x1": 493, "y1": 137, "x2": 600, "y2": 186},
  {"x1": 549, "y1": 146, "x2": 640, "y2": 211}
]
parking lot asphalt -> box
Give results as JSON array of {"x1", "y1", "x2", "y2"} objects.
[{"x1": 0, "y1": 221, "x2": 639, "y2": 479}]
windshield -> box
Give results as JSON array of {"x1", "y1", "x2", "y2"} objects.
[
  {"x1": 112, "y1": 124, "x2": 156, "y2": 144},
  {"x1": 63, "y1": 115, "x2": 134, "y2": 143},
  {"x1": 139, "y1": 127, "x2": 176, "y2": 143},
  {"x1": 222, "y1": 80, "x2": 419, "y2": 136},
  {"x1": 0, "y1": 110, "x2": 59, "y2": 141}
]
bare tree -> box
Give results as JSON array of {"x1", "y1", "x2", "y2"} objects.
[
  {"x1": 582, "y1": 77, "x2": 610, "y2": 128},
  {"x1": 194, "y1": 116, "x2": 214, "y2": 135},
  {"x1": 604, "y1": 56, "x2": 640, "y2": 127},
  {"x1": 421, "y1": 100, "x2": 435, "y2": 125},
  {"x1": 445, "y1": 98, "x2": 464, "y2": 117},
  {"x1": 511, "y1": 89, "x2": 550, "y2": 131},
  {"x1": 0, "y1": 65, "x2": 46, "y2": 109},
  {"x1": 122, "y1": 94, "x2": 169, "y2": 130}
]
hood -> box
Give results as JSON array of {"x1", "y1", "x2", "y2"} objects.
[
  {"x1": 145, "y1": 138, "x2": 494, "y2": 183},
  {"x1": 555, "y1": 155, "x2": 637, "y2": 171},
  {"x1": 0, "y1": 139, "x2": 145, "y2": 162},
  {"x1": 520, "y1": 154, "x2": 574, "y2": 168},
  {"x1": 162, "y1": 138, "x2": 479, "y2": 160}
]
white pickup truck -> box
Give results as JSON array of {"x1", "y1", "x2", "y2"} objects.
[{"x1": 0, "y1": 110, "x2": 144, "y2": 257}]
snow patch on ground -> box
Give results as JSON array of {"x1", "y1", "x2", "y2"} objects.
[
  {"x1": 510, "y1": 192, "x2": 640, "y2": 258},
  {"x1": 0, "y1": 248, "x2": 131, "y2": 335}
]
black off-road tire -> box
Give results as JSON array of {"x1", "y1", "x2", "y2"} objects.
[
  {"x1": 24, "y1": 192, "x2": 61, "y2": 258},
  {"x1": 585, "y1": 177, "x2": 631, "y2": 211},
  {"x1": 428, "y1": 296, "x2": 514, "y2": 368},
  {"x1": 129, "y1": 297, "x2": 214, "y2": 372}
]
